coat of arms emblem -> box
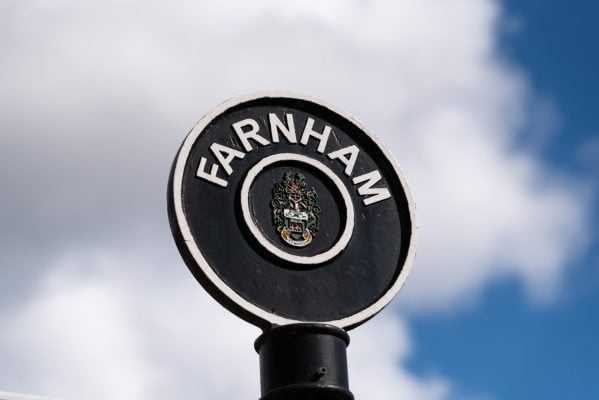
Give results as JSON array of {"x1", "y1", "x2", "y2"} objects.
[{"x1": 271, "y1": 172, "x2": 320, "y2": 247}]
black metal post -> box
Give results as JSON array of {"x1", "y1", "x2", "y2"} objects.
[{"x1": 255, "y1": 323, "x2": 354, "y2": 400}]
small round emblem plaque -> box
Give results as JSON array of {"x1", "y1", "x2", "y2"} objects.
[{"x1": 168, "y1": 92, "x2": 416, "y2": 329}]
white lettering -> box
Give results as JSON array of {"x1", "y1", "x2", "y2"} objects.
[
  {"x1": 232, "y1": 118, "x2": 270, "y2": 152},
  {"x1": 328, "y1": 145, "x2": 359, "y2": 176},
  {"x1": 196, "y1": 157, "x2": 228, "y2": 187},
  {"x1": 352, "y1": 170, "x2": 391, "y2": 205},
  {"x1": 269, "y1": 113, "x2": 297, "y2": 144},
  {"x1": 210, "y1": 143, "x2": 245, "y2": 175},
  {"x1": 300, "y1": 118, "x2": 331, "y2": 153}
]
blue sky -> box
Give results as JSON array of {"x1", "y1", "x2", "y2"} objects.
[
  {"x1": 408, "y1": 1, "x2": 599, "y2": 398},
  {"x1": 0, "y1": 1, "x2": 597, "y2": 399},
  {"x1": 501, "y1": 0, "x2": 598, "y2": 164}
]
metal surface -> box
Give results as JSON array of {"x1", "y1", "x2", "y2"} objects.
[
  {"x1": 255, "y1": 324, "x2": 353, "y2": 400},
  {"x1": 168, "y1": 92, "x2": 418, "y2": 400},
  {"x1": 168, "y1": 92, "x2": 417, "y2": 329}
]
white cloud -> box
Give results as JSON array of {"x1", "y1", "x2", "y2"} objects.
[
  {"x1": 0, "y1": 250, "x2": 257, "y2": 400},
  {"x1": 1, "y1": 0, "x2": 588, "y2": 309},
  {"x1": 351, "y1": 311, "x2": 449, "y2": 400},
  {"x1": 0, "y1": 0, "x2": 591, "y2": 399},
  {"x1": 0, "y1": 250, "x2": 447, "y2": 400}
]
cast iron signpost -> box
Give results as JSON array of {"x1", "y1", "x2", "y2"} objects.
[{"x1": 168, "y1": 92, "x2": 416, "y2": 399}]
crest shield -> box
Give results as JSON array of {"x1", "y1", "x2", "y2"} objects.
[{"x1": 271, "y1": 172, "x2": 320, "y2": 247}]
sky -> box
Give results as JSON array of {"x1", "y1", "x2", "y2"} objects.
[{"x1": 0, "y1": 1, "x2": 597, "y2": 399}]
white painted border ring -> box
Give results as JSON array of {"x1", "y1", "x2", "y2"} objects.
[
  {"x1": 240, "y1": 153, "x2": 355, "y2": 265},
  {"x1": 171, "y1": 91, "x2": 418, "y2": 329}
]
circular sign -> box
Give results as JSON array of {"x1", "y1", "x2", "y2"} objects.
[{"x1": 168, "y1": 92, "x2": 417, "y2": 330}]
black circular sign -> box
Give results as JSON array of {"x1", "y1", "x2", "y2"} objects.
[{"x1": 168, "y1": 92, "x2": 416, "y2": 330}]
